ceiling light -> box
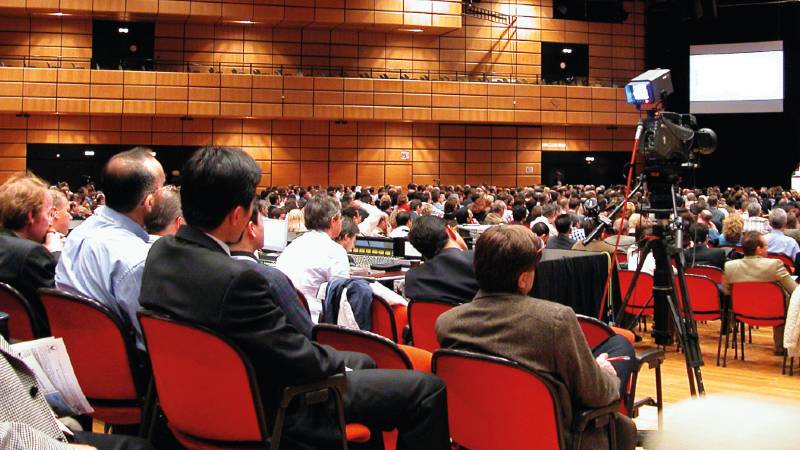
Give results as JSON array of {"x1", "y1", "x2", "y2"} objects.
[
  {"x1": 585, "y1": 156, "x2": 595, "y2": 162},
  {"x1": 232, "y1": 20, "x2": 257, "y2": 24},
  {"x1": 399, "y1": 28, "x2": 424, "y2": 32},
  {"x1": 118, "y1": 27, "x2": 129, "y2": 33},
  {"x1": 542, "y1": 142, "x2": 567, "y2": 149},
  {"x1": 56, "y1": 153, "x2": 60, "y2": 158},
  {"x1": 84, "y1": 150, "x2": 95, "y2": 156},
  {"x1": 562, "y1": 48, "x2": 573, "y2": 54},
  {"x1": 49, "y1": 12, "x2": 69, "y2": 16}
]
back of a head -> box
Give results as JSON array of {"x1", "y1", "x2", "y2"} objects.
[
  {"x1": 688, "y1": 222, "x2": 709, "y2": 244},
  {"x1": 531, "y1": 221, "x2": 549, "y2": 238},
  {"x1": 407, "y1": 215, "x2": 448, "y2": 260},
  {"x1": 512, "y1": 204, "x2": 528, "y2": 222},
  {"x1": 769, "y1": 208, "x2": 787, "y2": 229},
  {"x1": 304, "y1": 194, "x2": 341, "y2": 231},
  {"x1": 542, "y1": 203, "x2": 556, "y2": 218},
  {"x1": 741, "y1": 231, "x2": 763, "y2": 256},
  {"x1": 554, "y1": 213, "x2": 571, "y2": 234},
  {"x1": 102, "y1": 147, "x2": 161, "y2": 213},
  {"x1": 474, "y1": 225, "x2": 542, "y2": 293},
  {"x1": 337, "y1": 217, "x2": 359, "y2": 242},
  {"x1": 0, "y1": 173, "x2": 48, "y2": 231},
  {"x1": 396, "y1": 210, "x2": 410, "y2": 227},
  {"x1": 181, "y1": 147, "x2": 261, "y2": 230},
  {"x1": 747, "y1": 202, "x2": 761, "y2": 218},
  {"x1": 145, "y1": 186, "x2": 182, "y2": 234}
]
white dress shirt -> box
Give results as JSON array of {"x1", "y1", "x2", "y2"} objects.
[
  {"x1": 276, "y1": 230, "x2": 350, "y2": 323},
  {"x1": 357, "y1": 202, "x2": 388, "y2": 236},
  {"x1": 389, "y1": 225, "x2": 410, "y2": 238}
]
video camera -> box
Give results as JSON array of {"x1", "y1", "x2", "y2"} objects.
[{"x1": 625, "y1": 69, "x2": 718, "y2": 165}]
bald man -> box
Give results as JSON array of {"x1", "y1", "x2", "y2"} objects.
[{"x1": 56, "y1": 147, "x2": 164, "y2": 349}]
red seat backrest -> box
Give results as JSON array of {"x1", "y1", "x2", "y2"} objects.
[
  {"x1": 313, "y1": 324, "x2": 412, "y2": 370},
  {"x1": 408, "y1": 300, "x2": 454, "y2": 352},
  {"x1": 685, "y1": 265, "x2": 724, "y2": 284},
  {"x1": 767, "y1": 253, "x2": 795, "y2": 274},
  {"x1": 38, "y1": 289, "x2": 139, "y2": 400},
  {"x1": 139, "y1": 312, "x2": 265, "y2": 442},
  {"x1": 576, "y1": 315, "x2": 616, "y2": 349},
  {"x1": 731, "y1": 282, "x2": 786, "y2": 327},
  {"x1": 682, "y1": 274, "x2": 721, "y2": 321},
  {"x1": 370, "y1": 296, "x2": 398, "y2": 342},
  {"x1": 433, "y1": 349, "x2": 562, "y2": 450},
  {"x1": 618, "y1": 271, "x2": 655, "y2": 315},
  {"x1": 0, "y1": 282, "x2": 36, "y2": 341}
]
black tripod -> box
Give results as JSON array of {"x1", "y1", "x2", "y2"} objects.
[{"x1": 614, "y1": 174, "x2": 706, "y2": 397}]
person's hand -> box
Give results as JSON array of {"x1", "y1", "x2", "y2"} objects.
[
  {"x1": 69, "y1": 445, "x2": 98, "y2": 450},
  {"x1": 595, "y1": 353, "x2": 617, "y2": 377},
  {"x1": 44, "y1": 230, "x2": 64, "y2": 253}
]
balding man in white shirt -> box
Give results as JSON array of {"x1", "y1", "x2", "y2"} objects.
[{"x1": 277, "y1": 195, "x2": 350, "y2": 323}]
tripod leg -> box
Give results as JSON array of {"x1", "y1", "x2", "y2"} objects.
[
  {"x1": 716, "y1": 317, "x2": 724, "y2": 366},
  {"x1": 723, "y1": 319, "x2": 731, "y2": 367}
]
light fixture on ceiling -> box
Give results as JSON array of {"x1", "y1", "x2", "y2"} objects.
[
  {"x1": 49, "y1": 11, "x2": 69, "y2": 16},
  {"x1": 84, "y1": 150, "x2": 95, "y2": 156},
  {"x1": 232, "y1": 20, "x2": 257, "y2": 24},
  {"x1": 118, "y1": 27, "x2": 129, "y2": 34},
  {"x1": 585, "y1": 156, "x2": 595, "y2": 164},
  {"x1": 399, "y1": 28, "x2": 424, "y2": 32},
  {"x1": 561, "y1": 48, "x2": 573, "y2": 54},
  {"x1": 542, "y1": 142, "x2": 567, "y2": 149}
]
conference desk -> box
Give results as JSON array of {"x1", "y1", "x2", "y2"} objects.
[{"x1": 531, "y1": 249, "x2": 621, "y2": 319}]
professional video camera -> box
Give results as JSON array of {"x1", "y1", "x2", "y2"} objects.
[{"x1": 625, "y1": 69, "x2": 718, "y2": 165}]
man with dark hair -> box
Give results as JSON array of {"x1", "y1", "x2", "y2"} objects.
[
  {"x1": 509, "y1": 204, "x2": 528, "y2": 225},
  {"x1": 404, "y1": 216, "x2": 478, "y2": 304},
  {"x1": 140, "y1": 147, "x2": 449, "y2": 450},
  {"x1": 530, "y1": 202, "x2": 558, "y2": 237},
  {"x1": 531, "y1": 221, "x2": 551, "y2": 246},
  {"x1": 545, "y1": 213, "x2": 576, "y2": 250},
  {"x1": 335, "y1": 217, "x2": 359, "y2": 254},
  {"x1": 0, "y1": 174, "x2": 61, "y2": 337},
  {"x1": 724, "y1": 230, "x2": 797, "y2": 354},
  {"x1": 436, "y1": 225, "x2": 637, "y2": 450},
  {"x1": 57, "y1": 147, "x2": 164, "y2": 348},
  {"x1": 229, "y1": 205, "x2": 313, "y2": 338},
  {"x1": 277, "y1": 194, "x2": 350, "y2": 322},
  {"x1": 684, "y1": 223, "x2": 726, "y2": 269},
  {"x1": 389, "y1": 210, "x2": 411, "y2": 238}
]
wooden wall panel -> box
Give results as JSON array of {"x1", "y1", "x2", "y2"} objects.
[{"x1": 0, "y1": 115, "x2": 632, "y2": 187}]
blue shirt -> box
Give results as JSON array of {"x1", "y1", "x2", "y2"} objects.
[
  {"x1": 55, "y1": 206, "x2": 150, "y2": 349},
  {"x1": 765, "y1": 229, "x2": 800, "y2": 260}
]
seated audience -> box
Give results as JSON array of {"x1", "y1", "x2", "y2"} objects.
[
  {"x1": 139, "y1": 147, "x2": 450, "y2": 450},
  {"x1": 0, "y1": 174, "x2": 60, "y2": 335},
  {"x1": 509, "y1": 204, "x2": 528, "y2": 225},
  {"x1": 405, "y1": 216, "x2": 478, "y2": 304},
  {"x1": 389, "y1": 210, "x2": 411, "y2": 238},
  {"x1": 287, "y1": 208, "x2": 307, "y2": 233},
  {"x1": 723, "y1": 231, "x2": 797, "y2": 354},
  {"x1": 277, "y1": 194, "x2": 350, "y2": 322},
  {"x1": 335, "y1": 217, "x2": 359, "y2": 255},
  {"x1": 764, "y1": 208, "x2": 800, "y2": 264},
  {"x1": 56, "y1": 147, "x2": 165, "y2": 349},
  {"x1": 144, "y1": 185, "x2": 182, "y2": 243},
  {"x1": 483, "y1": 212, "x2": 504, "y2": 225},
  {"x1": 229, "y1": 206, "x2": 313, "y2": 339},
  {"x1": 0, "y1": 335, "x2": 153, "y2": 450},
  {"x1": 697, "y1": 210, "x2": 721, "y2": 244},
  {"x1": 545, "y1": 213, "x2": 576, "y2": 250},
  {"x1": 436, "y1": 225, "x2": 637, "y2": 450},
  {"x1": 684, "y1": 223, "x2": 726, "y2": 269},
  {"x1": 48, "y1": 187, "x2": 71, "y2": 239}
]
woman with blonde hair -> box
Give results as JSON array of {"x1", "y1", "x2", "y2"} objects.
[
  {"x1": 718, "y1": 213, "x2": 743, "y2": 246},
  {"x1": 286, "y1": 208, "x2": 307, "y2": 233}
]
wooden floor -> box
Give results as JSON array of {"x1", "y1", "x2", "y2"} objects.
[{"x1": 632, "y1": 320, "x2": 800, "y2": 430}]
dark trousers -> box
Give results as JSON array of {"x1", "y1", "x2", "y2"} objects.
[
  {"x1": 73, "y1": 431, "x2": 154, "y2": 450},
  {"x1": 340, "y1": 352, "x2": 450, "y2": 450},
  {"x1": 591, "y1": 334, "x2": 636, "y2": 401}
]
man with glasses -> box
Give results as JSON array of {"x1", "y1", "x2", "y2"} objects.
[{"x1": 56, "y1": 147, "x2": 165, "y2": 350}]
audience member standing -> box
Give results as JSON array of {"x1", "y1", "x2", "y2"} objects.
[{"x1": 56, "y1": 147, "x2": 165, "y2": 349}]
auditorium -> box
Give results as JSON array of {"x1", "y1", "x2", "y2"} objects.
[{"x1": 1, "y1": 0, "x2": 799, "y2": 448}]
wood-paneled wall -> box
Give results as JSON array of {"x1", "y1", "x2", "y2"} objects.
[
  {"x1": 0, "y1": 114, "x2": 634, "y2": 187},
  {"x1": 0, "y1": 0, "x2": 463, "y2": 32},
  {"x1": 0, "y1": 0, "x2": 644, "y2": 82},
  {"x1": 0, "y1": 67, "x2": 641, "y2": 125}
]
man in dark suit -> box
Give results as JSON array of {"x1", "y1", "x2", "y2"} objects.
[
  {"x1": 139, "y1": 147, "x2": 449, "y2": 450},
  {"x1": 545, "y1": 213, "x2": 577, "y2": 250},
  {"x1": 404, "y1": 215, "x2": 479, "y2": 304},
  {"x1": 684, "y1": 223, "x2": 726, "y2": 269},
  {"x1": 436, "y1": 225, "x2": 637, "y2": 450},
  {"x1": 0, "y1": 174, "x2": 62, "y2": 336}
]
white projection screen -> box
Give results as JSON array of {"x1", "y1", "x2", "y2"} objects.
[{"x1": 690, "y1": 41, "x2": 784, "y2": 114}]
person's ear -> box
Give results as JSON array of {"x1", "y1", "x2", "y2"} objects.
[{"x1": 517, "y1": 269, "x2": 534, "y2": 294}]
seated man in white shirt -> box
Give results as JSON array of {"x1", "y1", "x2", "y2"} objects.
[
  {"x1": 389, "y1": 211, "x2": 411, "y2": 238},
  {"x1": 764, "y1": 208, "x2": 800, "y2": 265},
  {"x1": 276, "y1": 194, "x2": 350, "y2": 323}
]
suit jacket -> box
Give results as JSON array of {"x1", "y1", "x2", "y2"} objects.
[
  {"x1": 0, "y1": 229, "x2": 55, "y2": 336},
  {"x1": 723, "y1": 255, "x2": 797, "y2": 297},
  {"x1": 139, "y1": 226, "x2": 346, "y2": 449},
  {"x1": 436, "y1": 292, "x2": 626, "y2": 450},
  {"x1": 404, "y1": 248, "x2": 479, "y2": 304},
  {"x1": 572, "y1": 239, "x2": 618, "y2": 254},
  {"x1": 684, "y1": 245, "x2": 727, "y2": 270},
  {"x1": 0, "y1": 335, "x2": 70, "y2": 450},
  {"x1": 546, "y1": 234, "x2": 577, "y2": 250}
]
